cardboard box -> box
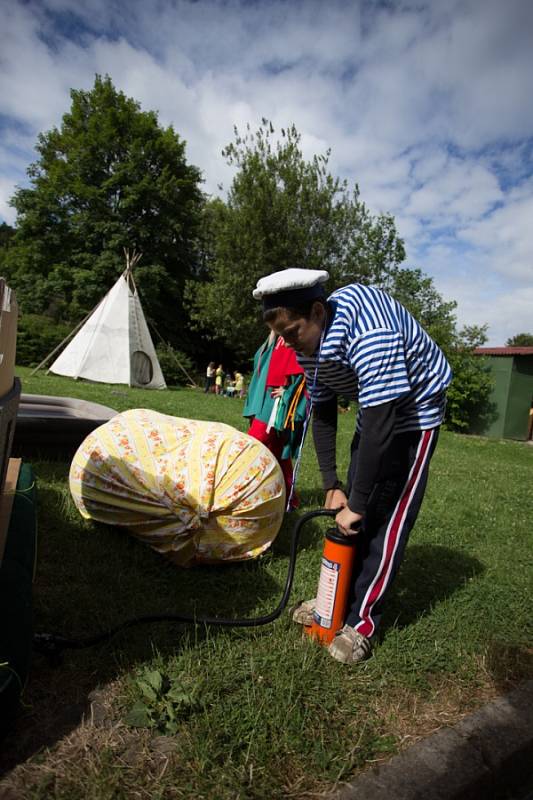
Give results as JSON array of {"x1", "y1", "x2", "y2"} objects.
[{"x1": 0, "y1": 279, "x2": 18, "y2": 397}]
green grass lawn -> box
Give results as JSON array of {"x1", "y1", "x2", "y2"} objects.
[{"x1": 1, "y1": 367, "x2": 532, "y2": 799}]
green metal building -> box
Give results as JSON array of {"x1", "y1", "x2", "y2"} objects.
[{"x1": 474, "y1": 347, "x2": 533, "y2": 440}]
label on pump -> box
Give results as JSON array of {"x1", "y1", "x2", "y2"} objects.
[{"x1": 313, "y1": 556, "x2": 340, "y2": 629}]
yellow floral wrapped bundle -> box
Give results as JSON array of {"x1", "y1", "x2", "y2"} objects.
[{"x1": 69, "y1": 409, "x2": 286, "y2": 566}]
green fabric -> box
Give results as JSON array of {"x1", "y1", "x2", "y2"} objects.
[
  {"x1": 273, "y1": 375, "x2": 307, "y2": 430},
  {"x1": 0, "y1": 463, "x2": 37, "y2": 723},
  {"x1": 274, "y1": 375, "x2": 308, "y2": 461},
  {"x1": 243, "y1": 338, "x2": 276, "y2": 423}
]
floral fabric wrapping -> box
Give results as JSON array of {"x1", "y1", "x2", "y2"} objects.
[{"x1": 69, "y1": 409, "x2": 286, "y2": 566}]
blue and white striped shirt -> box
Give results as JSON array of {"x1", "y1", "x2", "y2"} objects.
[{"x1": 297, "y1": 283, "x2": 452, "y2": 432}]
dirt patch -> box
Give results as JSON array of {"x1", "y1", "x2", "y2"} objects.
[{"x1": 0, "y1": 680, "x2": 182, "y2": 800}]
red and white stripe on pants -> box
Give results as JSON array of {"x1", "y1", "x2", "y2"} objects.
[{"x1": 347, "y1": 428, "x2": 438, "y2": 638}]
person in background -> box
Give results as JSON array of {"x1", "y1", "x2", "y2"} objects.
[
  {"x1": 253, "y1": 268, "x2": 452, "y2": 665},
  {"x1": 225, "y1": 374, "x2": 237, "y2": 397},
  {"x1": 234, "y1": 371, "x2": 245, "y2": 398},
  {"x1": 243, "y1": 331, "x2": 307, "y2": 509},
  {"x1": 204, "y1": 361, "x2": 216, "y2": 393},
  {"x1": 215, "y1": 364, "x2": 224, "y2": 396}
]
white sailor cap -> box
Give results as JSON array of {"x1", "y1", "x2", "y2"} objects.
[{"x1": 253, "y1": 268, "x2": 329, "y2": 310}]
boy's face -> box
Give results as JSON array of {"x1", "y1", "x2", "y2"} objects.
[{"x1": 269, "y1": 303, "x2": 325, "y2": 356}]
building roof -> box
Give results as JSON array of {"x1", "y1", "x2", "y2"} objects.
[{"x1": 474, "y1": 347, "x2": 533, "y2": 356}]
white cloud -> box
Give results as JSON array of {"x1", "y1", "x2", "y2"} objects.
[
  {"x1": 0, "y1": 3, "x2": 72, "y2": 131},
  {"x1": 458, "y1": 182, "x2": 533, "y2": 283},
  {"x1": 435, "y1": 274, "x2": 533, "y2": 345},
  {"x1": 405, "y1": 158, "x2": 502, "y2": 222},
  {"x1": 481, "y1": 286, "x2": 533, "y2": 343}
]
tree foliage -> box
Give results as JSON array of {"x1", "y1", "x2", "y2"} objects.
[
  {"x1": 0, "y1": 222, "x2": 15, "y2": 275},
  {"x1": 0, "y1": 222, "x2": 15, "y2": 249},
  {"x1": 186, "y1": 121, "x2": 405, "y2": 356},
  {"x1": 155, "y1": 343, "x2": 197, "y2": 387},
  {"x1": 16, "y1": 314, "x2": 72, "y2": 367},
  {"x1": 505, "y1": 332, "x2": 533, "y2": 347},
  {"x1": 4, "y1": 75, "x2": 204, "y2": 345}
]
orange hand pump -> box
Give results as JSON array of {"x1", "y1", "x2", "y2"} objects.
[{"x1": 304, "y1": 521, "x2": 359, "y2": 645}]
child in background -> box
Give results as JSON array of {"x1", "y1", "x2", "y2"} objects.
[
  {"x1": 234, "y1": 371, "x2": 245, "y2": 398},
  {"x1": 215, "y1": 364, "x2": 224, "y2": 395},
  {"x1": 204, "y1": 361, "x2": 216, "y2": 393},
  {"x1": 225, "y1": 374, "x2": 236, "y2": 397}
]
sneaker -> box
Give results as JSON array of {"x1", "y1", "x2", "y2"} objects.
[
  {"x1": 290, "y1": 598, "x2": 316, "y2": 626},
  {"x1": 328, "y1": 624, "x2": 372, "y2": 664}
]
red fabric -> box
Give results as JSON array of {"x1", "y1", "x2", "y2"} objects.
[
  {"x1": 266, "y1": 337, "x2": 304, "y2": 387},
  {"x1": 247, "y1": 418, "x2": 294, "y2": 498}
]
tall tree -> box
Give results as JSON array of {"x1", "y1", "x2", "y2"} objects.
[
  {"x1": 505, "y1": 333, "x2": 533, "y2": 347},
  {"x1": 0, "y1": 222, "x2": 15, "y2": 249},
  {"x1": 186, "y1": 121, "x2": 405, "y2": 356},
  {"x1": 4, "y1": 75, "x2": 204, "y2": 344},
  {"x1": 0, "y1": 222, "x2": 15, "y2": 275}
]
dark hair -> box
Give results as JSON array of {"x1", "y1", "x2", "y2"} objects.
[{"x1": 263, "y1": 297, "x2": 327, "y2": 323}]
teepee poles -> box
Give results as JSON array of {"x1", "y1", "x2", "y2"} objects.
[{"x1": 123, "y1": 247, "x2": 142, "y2": 280}]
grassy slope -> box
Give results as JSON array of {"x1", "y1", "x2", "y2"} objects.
[{"x1": 1, "y1": 367, "x2": 532, "y2": 799}]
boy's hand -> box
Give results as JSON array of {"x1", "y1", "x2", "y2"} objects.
[
  {"x1": 324, "y1": 487, "x2": 347, "y2": 510},
  {"x1": 335, "y1": 506, "x2": 363, "y2": 536}
]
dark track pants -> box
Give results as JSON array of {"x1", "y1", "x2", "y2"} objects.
[{"x1": 345, "y1": 427, "x2": 439, "y2": 637}]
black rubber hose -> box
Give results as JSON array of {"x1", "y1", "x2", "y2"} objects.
[{"x1": 33, "y1": 508, "x2": 337, "y2": 654}]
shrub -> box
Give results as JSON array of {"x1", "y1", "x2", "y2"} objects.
[
  {"x1": 444, "y1": 325, "x2": 496, "y2": 433},
  {"x1": 445, "y1": 351, "x2": 495, "y2": 432},
  {"x1": 16, "y1": 314, "x2": 72, "y2": 367},
  {"x1": 155, "y1": 343, "x2": 197, "y2": 387}
]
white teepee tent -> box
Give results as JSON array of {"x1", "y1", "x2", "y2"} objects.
[{"x1": 49, "y1": 251, "x2": 166, "y2": 389}]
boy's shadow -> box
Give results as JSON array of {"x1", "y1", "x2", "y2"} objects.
[{"x1": 381, "y1": 543, "x2": 484, "y2": 631}]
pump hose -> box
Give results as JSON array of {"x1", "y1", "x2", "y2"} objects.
[{"x1": 33, "y1": 509, "x2": 337, "y2": 657}]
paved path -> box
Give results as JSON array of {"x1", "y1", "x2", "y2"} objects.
[{"x1": 332, "y1": 680, "x2": 533, "y2": 800}]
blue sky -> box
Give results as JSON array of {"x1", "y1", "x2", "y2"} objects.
[{"x1": 1, "y1": 0, "x2": 532, "y2": 344}]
